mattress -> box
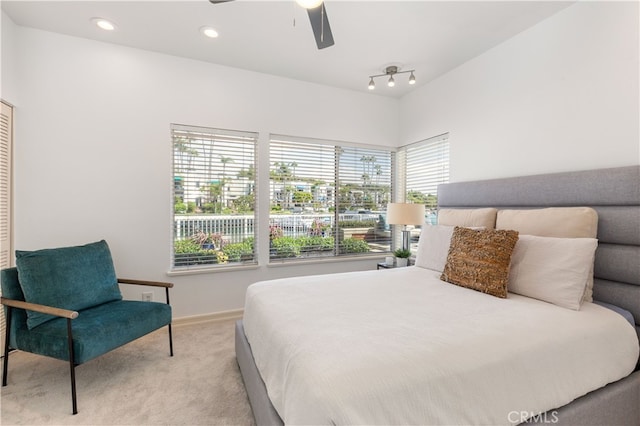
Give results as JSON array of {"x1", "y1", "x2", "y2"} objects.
[{"x1": 243, "y1": 266, "x2": 639, "y2": 425}]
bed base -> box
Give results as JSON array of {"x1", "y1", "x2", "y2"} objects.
[{"x1": 235, "y1": 320, "x2": 283, "y2": 426}]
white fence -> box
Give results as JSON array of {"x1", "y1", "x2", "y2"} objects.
[{"x1": 174, "y1": 213, "x2": 382, "y2": 243}]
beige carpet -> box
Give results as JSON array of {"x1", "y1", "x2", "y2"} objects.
[{"x1": 0, "y1": 319, "x2": 256, "y2": 425}]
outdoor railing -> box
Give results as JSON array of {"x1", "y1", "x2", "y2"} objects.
[{"x1": 174, "y1": 213, "x2": 382, "y2": 243}]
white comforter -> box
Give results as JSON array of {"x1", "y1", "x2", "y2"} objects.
[{"x1": 243, "y1": 267, "x2": 639, "y2": 425}]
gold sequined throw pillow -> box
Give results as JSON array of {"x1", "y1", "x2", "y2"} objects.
[{"x1": 441, "y1": 227, "x2": 519, "y2": 298}]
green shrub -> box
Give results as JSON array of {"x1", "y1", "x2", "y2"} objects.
[
  {"x1": 338, "y1": 220, "x2": 377, "y2": 229},
  {"x1": 202, "y1": 203, "x2": 216, "y2": 213},
  {"x1": 175, "y1": 238, "x2": 255, "y2": 265},
  {"x1": 270, "y1": 237, "x2": 301, "y2": 258},
  {"x1": 174, "y1": 239, "x2": 201, "y2": 254},
  {"x1": 176, "y1": 234, "x2": 370, "y2": 264},
  {"x1": 340, "y1": 238, "x2": 370, "y2": 254},
  {"x1": 222, "y1": 241, "x2": 254, "y2": 262},
  {"x1": 298, "y1": 236, "x2": 334, "y2": 251},
  {"x1": 174, "y1": 202, "x2": 187, "y2": 214}
]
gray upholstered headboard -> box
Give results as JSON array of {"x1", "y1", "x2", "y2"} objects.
[{"x1": 437, "y1": 166, "x2": 640, "y2": 344}]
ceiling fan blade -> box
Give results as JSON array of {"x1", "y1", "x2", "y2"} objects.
[
  {"x1": 209, "y1": 0, "x2": 234, "y2": 3},
  {"x1": 307, "y1": 3, "x2": 335, "y2": 50}
]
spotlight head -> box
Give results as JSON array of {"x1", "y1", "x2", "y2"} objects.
[{"x1": 388, "y1": 75, "x2": 395, "y2": 87}]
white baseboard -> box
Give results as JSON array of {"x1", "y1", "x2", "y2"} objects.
[{"x1": 173, "y1": 308, "x2": 244, "y2": 327}]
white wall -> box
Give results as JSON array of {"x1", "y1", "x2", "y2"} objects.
[
  {"x1": 4, "y1": 1, "x2": 639, "y2": 319},
  {"x1": 400, "y1": 1, "x2": 640, "y2": 182},
  {"x1": 1, "y1": 13, "x2": 399, "y2": 319},
  {"x1": 1, "y1": 11, "x2": 19, "y2": 103}
]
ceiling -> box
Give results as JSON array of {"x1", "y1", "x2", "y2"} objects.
[{"x1": 2, "y1": 0, "x2": 574, "y2": 98}]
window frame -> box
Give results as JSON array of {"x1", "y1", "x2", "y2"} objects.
[
  {"x1": 268, "y1": 134, "x2": 395, "y2": 263},
  {"x1": 396, "y1": 133, "x2": 450, "y2": 253},
  {"x1": 171, "y1": 123, "x2": 258, "y2": 272},
  {"x1": 169, "y1": 125, "x2": 450, "y2": 272}
]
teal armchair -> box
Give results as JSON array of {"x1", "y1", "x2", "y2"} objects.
[{"x1": 1, "y1": 240, "x2": 173, "y2": 414}]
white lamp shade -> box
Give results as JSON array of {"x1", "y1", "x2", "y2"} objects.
[{"x1": 386, "y1": 203, "x2": 425, "y2": 225}]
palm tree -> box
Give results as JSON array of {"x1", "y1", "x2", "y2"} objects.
[
  {"x1": 374, "y1": 164, "x2": 383, "y2": 206},
  {"x1": 237, "y1": 165, "x2": 255, "y2": 180},
  {"x1": 360, "y1": 155, "x2": 376, "y2": 206},
  {"x1": 272, "y1": 161, "x2": 294, "y2": 209},
  {"x1": 173, "y1": 137, "x2": 198, "y2": 174},
  {"x1": 219, "y1": 155, "x2": 234, "y2": 210}
]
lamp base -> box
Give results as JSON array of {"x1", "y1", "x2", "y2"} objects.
[{"x1": 401, "y1": 229, "x2": 411, "y2": 252}]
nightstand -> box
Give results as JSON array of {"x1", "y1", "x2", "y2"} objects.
[{"x1": 377, "y1": 262, "x2": 396, "y2": 270}]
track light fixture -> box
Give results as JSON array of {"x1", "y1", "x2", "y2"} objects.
[{"x1": 368, "y1": 66, "x2": 416, "y2": 90}]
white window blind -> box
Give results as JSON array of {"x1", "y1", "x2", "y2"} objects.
[
  {"x1": 171, "y1": 124, "x2": 257, "y2": 270},
  {"x1": 403, "y1": 133, "x2": 449, "y2": 211},
  {"x1": 397, "y1": 133, "x2": 449, "y2": 251},
  {"x1": 269, "y1": 135, "x2": 393, "y2": 261}
]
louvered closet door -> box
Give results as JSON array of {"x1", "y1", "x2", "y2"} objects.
[{"x1": 0, "y1": 101, "x2": 14, "y2": 356}]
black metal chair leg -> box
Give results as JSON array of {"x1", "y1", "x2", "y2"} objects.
[
  {"x1": 66, "y1": 318, "x2": 78, "y2": 415},
  {"x1": 165, "y1": 287, "x2": 173, "y2": 357},
  {"x1": 2, "y1": 307, "x2": 12, "y2": 386}
]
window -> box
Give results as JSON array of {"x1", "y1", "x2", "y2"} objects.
[
  {"x1": 397, "y1": 133, "x2": 450, "y2": 251},
  {"x1": 171, "y1": 124, "x2": 257, "y2": 270},
  {"x1": 269, "y1": 135, "x2": 393, "y2": 261}
]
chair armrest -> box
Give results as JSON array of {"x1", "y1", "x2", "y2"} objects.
[
  {"x1": 117, "y1": 278, "x2": 174, "y2": 288},
  {"x1": 0, "y1": 297, "x2": 79, "y2": 319}
]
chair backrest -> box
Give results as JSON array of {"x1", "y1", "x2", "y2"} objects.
[
  {"x1": 1, "y1": 267, "x2": 23, "y2": 301},
  {"x1": 13, "y1": 240, "x2": 122, "y2": 329}
]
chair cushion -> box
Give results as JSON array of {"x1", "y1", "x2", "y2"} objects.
[
  {"x1": 14, "y1": 300, "x2": 172, "y2": 364},
  {"x1": 15, "y1": 240, "x2": 122, "y2": 330}
]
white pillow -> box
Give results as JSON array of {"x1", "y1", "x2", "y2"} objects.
[
  {"x1": 496, "y1": 207, "x2": 598, "y2": 303},
  {"x1": 508, "y1": 235, "x2": 598, "y2": 310},
  {"x1": 415, "y1": 225, "x2": 484, "y2": 272},
  {"x1": 415, "y1": 225, "x2": 455, "y2": 272},
  {"x1": 438, "y1": 208, "x2": 497, "y2": 228},
  {"x1": 496, "y1": 207, "x2": 598, "y2": 238}
]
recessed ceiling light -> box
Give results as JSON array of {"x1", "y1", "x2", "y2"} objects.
[
  {"x1": 91, "y1": 18, "x2": 116, "y2": 31},
  {"x1": 200, "y1": 26, "x2": 219, "y2": 39}
]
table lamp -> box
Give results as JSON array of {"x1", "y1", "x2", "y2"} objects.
[{"x1": 386, "y1": 203, "x2": 426, "y2": 252}]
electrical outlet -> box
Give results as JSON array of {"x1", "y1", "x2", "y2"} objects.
[{"x1": 142, "y1": 292, "x2": 153, "y2": 302}]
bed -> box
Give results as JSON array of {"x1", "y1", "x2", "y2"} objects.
[{"x1": 235, "y1": 165, "x2": 640, "y2": 425}]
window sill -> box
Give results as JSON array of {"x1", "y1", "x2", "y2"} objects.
[
  {"x1": 166, "y1": 254, "x2": 390, "y2": 275},
  {"x1": 267, "y1": 253, "x2": 383, "y2": 268},
  {"x1": 167, "y1": 262, "x2": 260, "y2": 276}
]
